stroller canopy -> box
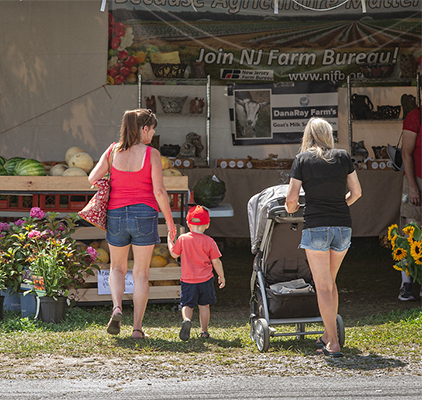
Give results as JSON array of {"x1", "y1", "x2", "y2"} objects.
[{"x1": 247, "y1": 184, "x2": 304, "y2": 254}]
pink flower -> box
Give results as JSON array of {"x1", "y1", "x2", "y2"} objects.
[
  {"x1": 0, "y1": 222, "x2": 9, "y2": 231},
  {"x1": 57, "y1": 223, "x2": 66, "y2": 232},
  {"x1": 86, "y1": 246, "x2": 98, "y2": 261},
  {"x1": 28, "y1": 230, "x2": 42, "y2": 239},
  {"x1": 42, "y1": 229, "x2": 54, "y2": 239},
  {"x1": 14, "y1": 219, "x2": 25, "y2": 227},
  {"x1": 30, "y1": 207, "x2": 45, "y2": 219}
]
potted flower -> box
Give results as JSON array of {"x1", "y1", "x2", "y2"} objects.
[
  {"x1": 0, "y1": 207, "x2": 98, "y2": 322},
  {"x1": 388, "y1": 222, "x2": 422, "y2": 291}
]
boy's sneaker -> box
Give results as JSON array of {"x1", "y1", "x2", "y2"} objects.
[
  {"x1": 179, "y1": 319, "x2": 191, "y2": 341},
  {"x1": 398, "y1": 282, "x2": 416, "y2": 301}
]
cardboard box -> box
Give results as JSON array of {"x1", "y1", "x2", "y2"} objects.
[{"x1": 216, "y1": 159, "x2": 252, "y2": 169}]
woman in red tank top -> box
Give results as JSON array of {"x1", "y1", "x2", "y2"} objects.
[{"x1": 89, "y1": 109, "x2": 176, "y2": 339}]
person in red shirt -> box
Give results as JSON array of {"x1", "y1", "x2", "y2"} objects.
[
  {"x1": 168, "y1": 206, "x2": 225, "y2": 341},
  {"x1": 398, "y1": 105, "x2": 421, "y2": 301},
  {"x1": 89, "y1": 109, "x2": 176, "y2": 339}
]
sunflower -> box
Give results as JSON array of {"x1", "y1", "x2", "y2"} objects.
[
  {"x1": 403, "y1": 225, "x2": 415, "y2": 241},
  {"x1": 393, "y1": 264, "x2": 403, "y2": 272},
  {"x1": 393, "y1": 247, "x2": 407, "y2": 261},
  {"x1": 410, "y1": 240, "x2": 422, "y2": 265},
  {"x1": 390, "y1": 234, "x2": 397, "y2": 250},
  {"x1": 388, "y1": 224, "x2": 398, "y2": 241}
]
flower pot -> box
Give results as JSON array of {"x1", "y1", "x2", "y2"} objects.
[
  {"x1": 19, "y1": 292, "x2": 37, "y2": 318},
  {"x1": 38, "y1": 296, "x2": 67, "y2": 323},
  {"x1": 0, "y1": 295, "x2": 4, "y2": 320},
  {"x1": 0, "y1": 288, "x2": 21, "y2": 312}
]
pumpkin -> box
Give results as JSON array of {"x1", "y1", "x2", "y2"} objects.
[
  {"x1": 14, "y1": 159, "x2": 46, "y2": 176},
  {"x1": 153, "y1": 244, "x2": 170, "y2": 259},
  {"x1": 193, "y1": 175, "x2": 226, "y2": 208},
  {"x1": 49, "y1": 163, "x2": 68, "y2": 176},
  {"x1": 4, "y1": 157, "x2": 25, "y2": 175},
  {"x1": 96, "y1": 248, "x2": 110, "y2": 263},
  {"x1": 161, "y1": 156, "x2": 172, "y2": 170},
  {"x1": 67, "y1": 152, "x2": 94, "y2": 173},
  {"x1": 65, "y1": 146, "x2": 85, "y2": 165},
  {"x1": 163, "y1": 168, "x2": 183, "y2": 176},
  {"x1": 150, "y1": 255, "x2": 168, "y2": 268},
  {"x1": 62, "y1": 167, "x2": 87, "y2": 176}
]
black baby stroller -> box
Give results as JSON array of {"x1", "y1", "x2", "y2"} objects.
[{"x1": 248, "y1": 184, "x2": 345, "y2": 352}]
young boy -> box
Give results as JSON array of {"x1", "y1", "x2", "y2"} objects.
[{"x1": 167, "y1": 205, "x2": 225, "y2": 341}]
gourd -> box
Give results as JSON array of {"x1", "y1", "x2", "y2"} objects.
[
  {"x1": 96, "y1": 248, "x2": 110, "y2": 263},
  {"x1": 65, "y1": 146, "x2": 85, "y2": 165},
  {"x1": 193, "y1": 175, "x2": 226, "y2": 208},
  {"x1": 49, "y1": 164, "x2": 68, "y2": 176},
  {"x1": 153, "y1": 244, "x2": 170, "y2": 259},
  {"x1": 161, "y1": 156, "x2": 172, "y2": 170},
  {"x1": 14, "y1": 159, "x2": 46, "y2": 176},
  {"x1": 150, "y1": 255, "x2": 168, "y2": 268},
  {"x1": 162, "y1": 168, "x2": 183, "y2": 176},
  {"x1": 62, "y1": 167, "x2": 87, "y2": 176},
  {"x1": 67, "y1": 152, "x2": 94, "y2": 173}
]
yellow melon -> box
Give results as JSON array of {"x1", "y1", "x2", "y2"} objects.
[
  {"x1": 68, "y1": 152, "x2": 94, "y2": 173},
  {"x1": 49, "y1": 163, "x2": 68, "y2": 176},
  {"x1": 153, "y1": 244, "x2": 170, "y2": 259},
  {"x1": 162, "y1": 168, "x2": 183, "y2": 176},
  {"x1": 75, "y1": 241, "x2": 88, "y2": 251},
  {"x1": 100, "y1": 239, "x2": 109, "y2": 254},
  {"x1": 127, "y1": 260, "x2": 134, "y2": 270},
  {"x1": 62, "y1": 167, "x2": 87, "y2": 176},
  {"x1": 150, "y1": 255, "x2": 168, "y2": 268},
  {"x1": 90, "y1": 241, "x2": 101, "y2": 249},
  {"x1": 161, "y1": 156, "x2": 172, "y2": 170},
  {"x1": 96, "y1": 248, "x2": 110, "y2": 263},
  {"x1": 165, "y1": 262, "x2": 180, "y2": 268},
  {"x1": 128, "y1": 245, "x2": 133, "y2": 260},
  {"x1": 65, "y1": 146, "x2": 85, "y2": 165}
]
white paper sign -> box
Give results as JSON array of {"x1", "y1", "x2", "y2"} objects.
[{"x1": 97, "y1": 269, "x2": 134, "y2": 295}]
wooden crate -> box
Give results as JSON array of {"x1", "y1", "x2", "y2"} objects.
[{"x1": 69, "y1": 224, "x2": 185, "y2": 304}]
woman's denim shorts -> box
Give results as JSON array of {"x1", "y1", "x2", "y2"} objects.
[
  {"x1": 106, "y1": 203, "x2": 160, "y2": 247},
  {"x1": 299, "y1": 227, "x2": 352, "y2": 252}
]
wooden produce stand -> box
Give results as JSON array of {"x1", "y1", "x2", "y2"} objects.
[{"x1": 0, "y1": 175, "x2": 189, "y2": 305}]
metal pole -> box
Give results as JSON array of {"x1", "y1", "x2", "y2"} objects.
[
  {"x1": 206, "y1": 75, "x2": 211, "y2": 167},
  {"x1": 138, "y1": 74, "x2": 142, "y2": 109}
]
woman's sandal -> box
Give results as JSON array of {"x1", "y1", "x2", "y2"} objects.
[
  {"x1": 200, "y1": 331, "x2": 210, "y2": 339},
  {"x1": 107, "y1": 306, "x2": 122, "y2": 335},
  {"x1": 315, "y1": 336, "x2": 326, "y2": 347},
  {"x1": 132, "y1": 328, "x2": 149, "y2": 339}
]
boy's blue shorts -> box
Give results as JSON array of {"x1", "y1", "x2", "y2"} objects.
[{"x1": 180, "y1": 277, "x2": 216, "y2": 309}]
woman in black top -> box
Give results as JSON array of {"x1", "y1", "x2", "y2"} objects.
[{"x1": 286, "y1": 117, "x2": 362, "y2": 358}]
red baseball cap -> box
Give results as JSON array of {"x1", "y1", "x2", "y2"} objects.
[{"x1": 187, "y1": 205, "x2": 210, "y2": 225}]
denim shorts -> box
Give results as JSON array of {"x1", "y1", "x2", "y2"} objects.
[
  {"x1": 180, "y1": 277, "x2": 216, "y2": 308},
  {"x1": 106, "y1": 203, "x2": 160, "y2": 247},
  {"x1": 299, "y1": 227, "x2": 352, "y2": 252}
]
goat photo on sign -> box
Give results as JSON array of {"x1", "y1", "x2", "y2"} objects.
[{"x1": 234, "y1": 90, "x2": 271, "y2": 139}]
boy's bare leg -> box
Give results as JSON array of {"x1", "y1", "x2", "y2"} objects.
[
  {"x1": 198, "y1": 304, "x2": 210, "y2": 332},
  {"x1": 182, "y1": 306, "x2": 193, "y2": 321}
]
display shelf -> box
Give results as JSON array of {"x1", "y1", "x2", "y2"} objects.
[
  {"x1": 138, "y1": 75, "x2": 211, "y2": 167},
  {"x1": 346, "y1": 73, "x2": 421, "y2": 153}
]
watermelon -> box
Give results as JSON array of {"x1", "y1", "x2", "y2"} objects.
[
  {"x1": 0, "y1": 156, "x2": 6, "y2": 167},
  {"x1": 14, "y1": 159, "x2": 46, "y2": 176},
  {"x1": 4, "y1": 157, "x2": 25, "y2": 175},
  {"x1": 193, "y1": 175, "x2": 226, "y2": 208},
  {"x1": 0, "y1": 165, "x2": 7, "y2": 175}
]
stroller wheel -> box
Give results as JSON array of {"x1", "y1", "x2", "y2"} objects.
[
  {"x1": 337, "y1": 314, "x2": 345, "y2": 347},
  {"x1": 255, "y1": 318, "x2": 270, "y2": 352},
  {"x1": 250, "y1": 318, "x2": 257, "y2": 341}
]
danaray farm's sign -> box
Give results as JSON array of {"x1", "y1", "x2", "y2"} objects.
[{"x1": 107, "y1": 0, "x2": 421, "y2": 85}]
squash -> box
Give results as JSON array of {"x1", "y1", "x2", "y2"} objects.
[
  {"x1": 67, "y1": 152, "x2": 94, "y2": 173},
  {"x1": 193, "y1": 175, "x2": 226, "y2": 208},
  {"x1": 150, "y1": 255, "x2": 168, "y2": 268},
  {"x1": 161, "y1": 156, "x2": 172, "y2": 170},
  {"x1": 153, "y1": 244, "x2": 170, "y2": 259},
  {"x1": 62, "y1": 167, "x2": 87, "y2": 176},
  {"x1": 100, "y1": 239, "x2": 110, "y2": 254},
  {"x1": 65, "y1": 146, "x2": 85, "y2": 165},
  {"x1": 14, "y1": 159, "x2": 46, "y2": 176},
  {"x1": 49, "y1": 163, "x2": 68, "y2": 176},
  {"x1": 162, "y1": 168, "x2": 183, "y2": 176},
  {"x1": 96, "y1": 248, "x2": 110, "y2": 263}
]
